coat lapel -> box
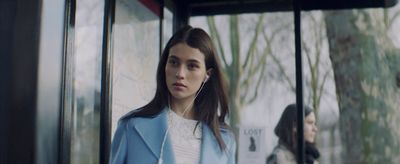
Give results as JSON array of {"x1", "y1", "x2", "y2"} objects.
[
  {"x1": 132, "y1": 107, "x2": 175, "y2": 163},
  {"x1": 132, "y1": 108, "x2": 231, "y2": 164}
]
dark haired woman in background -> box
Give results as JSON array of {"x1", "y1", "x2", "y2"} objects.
[
  {"x1": 110, "y1": 26, "x2": 236, "y2": 164},
  {"x1": 266, "y1": 104, "x2": 320, "y2": 164}
]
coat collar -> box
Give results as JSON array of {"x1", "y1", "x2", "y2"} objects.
[
  {"x1": 132, "y1": 107, "x2": 175, "y2": 163},
  {"x1": 132, "y1": 107, "x2": 229, "y2": 163}
]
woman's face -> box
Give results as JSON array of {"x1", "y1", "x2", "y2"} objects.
[
  {"x1": 165, "y1": 43, "x2": 208, "y2": 101},
  {"x1": 304, "y1": 112, "x2": 318, "y2": 143}
]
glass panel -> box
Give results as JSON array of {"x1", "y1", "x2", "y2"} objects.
[
  {"x1": 163, "y1": 7, "x2": 173, "y2": 49},
  {"x1": 192, "y1": 3, "x2": 400, "y2": 163},
  {"x1": 70, "y1": 0, "x2": 104, "y2": 163},
  {"x1": 190, "y1": 3, "x2": 400, "y2": 164},
  {"x1": 303, "y1": 3, "x2": 400, "y2": 163},
  {"x1": 190, "y1": 13, "x2": 296, "y2": 164},
  {"x1": 111, "y1": 0, "x2": 160, "y2": 136},
  {"x1": 300, "y1": 11, "x2": 340, "y2": 164}
]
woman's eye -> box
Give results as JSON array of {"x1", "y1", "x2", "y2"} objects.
[
  {"x1": 168, "y1": 59, "x2": 178, "y2": 66},
  {"x1": 188, "y1": 63, "x2": 199, "y2": 70}
]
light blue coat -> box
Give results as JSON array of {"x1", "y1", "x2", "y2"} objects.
[{"x1": 110, "y1": 107, "x2": 236, "y2": 164}]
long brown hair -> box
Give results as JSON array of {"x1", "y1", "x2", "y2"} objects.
[
  {"x1": 274, "y1": 104, "x2": 313, "y2": 158},
  {"x1": 122, "y1": 25, "x2": 230, "y2": 150}
]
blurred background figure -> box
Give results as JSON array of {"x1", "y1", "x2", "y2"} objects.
[{"x1": 266, "y1": 104, "x2": 319, "y2": 164}]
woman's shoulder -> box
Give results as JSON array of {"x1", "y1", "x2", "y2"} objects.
[
  {"x1": 274, "y1": 144, "x2": 296, "y2": 163},
  {"x1": 117, "y1": 109, "x2": 140, "y2": 125},
  {"x1": 120, "y1": 106, "x2": 166, "y2": 120},
  {"x1": 116, "y1": 111, "x2": 139, "y2": 129},
  {"x1": 118, "y1": 107, "x2": 163, "y2": 126}
]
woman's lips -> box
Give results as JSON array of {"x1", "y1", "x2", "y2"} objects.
[
  {"x1": 173, "y1": 82, "x2": 186, "y2": 87},
  {"x1": 173, "y1": 82, "x2": 186, "y2": 90}
]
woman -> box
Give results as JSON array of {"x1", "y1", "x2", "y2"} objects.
[
  {"x1": 266, "y1": 104, "x2": 320, "y2": 164},
  {"x1": 110, "y1": 26, "x2": 236, "y2": 164}
]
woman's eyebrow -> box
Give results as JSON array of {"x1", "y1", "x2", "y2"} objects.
[
  {"x1": 187, "y1": 59, "x2": 201, "y2": 64},
  {"x1": 169, "y1": 55, "x2": 201, "y2": 64},
  {"x1": 168, "y1": 55, "x2": 179, "y2": 60}
]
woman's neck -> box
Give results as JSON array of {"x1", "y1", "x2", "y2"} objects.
[{"x1": 169, "y1": 96, "x2": 196, "y2": 119}]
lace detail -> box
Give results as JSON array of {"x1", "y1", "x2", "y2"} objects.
[{"x1": 168, "y1": 109, "x2": 202, "y2": 164}]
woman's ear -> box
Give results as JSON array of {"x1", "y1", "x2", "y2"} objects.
[
  {"x1": 204, "y1": 69, "x2": 213, "y2": 82},
  {"x1": 204, "y1": 75, "x2": 210, "y2": 83}
]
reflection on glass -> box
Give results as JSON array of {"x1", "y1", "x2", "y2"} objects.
[
  {"x1": 300, "y1": 11, "x2": 340, "y2": 164},
  {"x1": 192, "y1": 3, "x2": 400, "y2": 164},
  {"x1": 70, "y1": 0, "x2": 104, "y2": 164},
  {"x1": 191, "y1": 13, "x2": 296, "y2": 163},
  {"x1": 111, "y1": 0, "x2": 160, "y2": 136},
  {"x1": 163, "y1": 7, "x2": 173, "y2": 48}
]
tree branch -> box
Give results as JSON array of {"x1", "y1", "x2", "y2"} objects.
[
  {"x1": 389, "y1": 9, "x2": 400, "y2": 29},
  {"x1": 383, "y1": 9, "x2": 389, "y2": 29},
  {"x1": 317, "y1": 68, "x2": 332, "y2": 107},
  {"x1": 207, "y1": 16, "x2": 228, "y2": 68},
  {"x1": 230, "y1": 15, "x2": 240, "y2": 61},
  {"x1": 243, "y1": 14, "x2": 265, "y2": 71},
  {"x1": 264, "y1": 31, "x2": 296, "y2": 92},
  {"x1": 241, "y1": 38, "x2": 269, "y2": 90},
  {"x1": 246, "y1": 61, "x2": 266, "y2": 105}
]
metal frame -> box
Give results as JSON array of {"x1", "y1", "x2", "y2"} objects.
[
  {"x1": 98, "y1": 0, "x2": 399, "y2": 163},
  {"x1": 2, "y1": 0, "x2": 397, "y2": 164},
  {"x1": 172, "y1": 2, "x2": 190, "y2": 32},
  {"x1": 160, "y1": 0, "x2": 164, "y2": 56},
  {"x1": 59, "y1": 0, "x2": 75, "y2": 163},
  {"x1": 99, "y1": 0, "x2": 116, "y2": 163},
  {"x1": 0, "y1": 0, "x2": 41, "y2": 163},
  {"x1": 187, "y1": 0, "x2": 398, "y2": 16},
  {"x1": 1, "y1": 0, "x2": 67, "y2": 163},
  {"x1": 171, "y1": 1, "x2": 398, "y2": 163},
  {"x1": 293, "y1": 0, "x2": 305, "y2": 163},
  {"x1": 36, "y1": 0, "x2": 65, "y2": 162},
  {"x1": 170, "y1": 0, "x2": 308, "y2": 162},
  {"x1": 93, "y1": 0, "x2": 400, "y2": 163}
]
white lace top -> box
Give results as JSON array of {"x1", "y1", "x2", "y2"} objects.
[{"x1": 168, "y1": 109, "x2": 202, "y2": 164}]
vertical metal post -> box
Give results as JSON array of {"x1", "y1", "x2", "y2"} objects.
[
  {"x1": 293, "y1": 0, "x2": 305, "y2": 163},
  {"x1": 100, "y1": 0, "x2": 115, "y2": 163},
  {"x1": 159, "y1": 0, "x2": 164, "y2": 56},
  {"x1": 36, "y1": 0, "x2": 66, "y2": 163},
  {"x1": 59, "y1": 0, "x2": 75, "y2": 163},
  {"x1": 173, "y1": 2, "x2": 189, "y2": 32},
  {"x1": 0, "y1": 0, "x2": 41, "y2": 163}
]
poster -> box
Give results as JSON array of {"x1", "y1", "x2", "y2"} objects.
[{"x1": 238, "y1": 126, "x2": 266, "y2": 164}]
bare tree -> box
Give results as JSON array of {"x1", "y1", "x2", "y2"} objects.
[
  {"x1": 384, "y1": 6, "x2": 400, "y2": 29},
  {"x1": 301, "y1": 13, "x2": 333, "y2": 118},
  {"x1": 207, "y1": 13, "x2": 335, "y2": 129},
  {"x1": 207, "y1": 15, "x2": 268, "y2": 127}
]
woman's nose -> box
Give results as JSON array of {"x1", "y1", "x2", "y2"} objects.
[{"x1": 175, "y1": 67, "x2": 185, "y2": 79}]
